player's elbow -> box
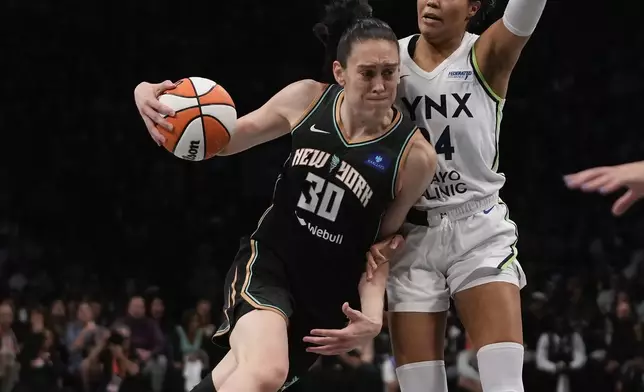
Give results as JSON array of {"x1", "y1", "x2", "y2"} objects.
[{"x1": 417, "y1": 142, "x2": 438, "y2": 178}]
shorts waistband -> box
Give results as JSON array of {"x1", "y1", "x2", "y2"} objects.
[{"x1": 406, "y1": 192, "x2": 499, "y2": 226}]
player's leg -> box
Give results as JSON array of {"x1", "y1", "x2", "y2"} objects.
[
  {"x1": 386, "y1": 224, "x2": 450, "y2": 392},
  {"x1": 450, "y1": 203, "x2": 526, "y2": 392},
  {"x1": 218, "y1": 309, "x2": 289, "y2": 392},
  {"x1": 213, "y1": 351, "x2": 237, "y2": 388},
  {"x1": 454, "y1": 281, "x2": 524, "y2": 392},
  {"x1": 388, "y1": 312, "x2": 448, "y2": 391},
  {"x1": 195, "y1": 237, "x2": 293, "y2": 392}
]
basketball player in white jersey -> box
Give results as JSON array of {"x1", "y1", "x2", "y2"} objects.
[
  {"x1": 365, "y1": 0, "x2": 548, "y2": 391},
  {"x1": 565, "y1": 161, "x2": 644, "y2": 216}
]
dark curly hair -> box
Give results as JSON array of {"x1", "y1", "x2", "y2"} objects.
[{"x1": 314, "y1": 0, "x2": 398, "y2": 83}]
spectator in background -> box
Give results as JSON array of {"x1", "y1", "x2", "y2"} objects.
[
  {"x1": 122, "y1": 295, "x2": 166, "y2": 392},
  {"x1": 48, "y1": 299, "x2": 67, "y2": 346},
  {"x1": 65, "y1": 301, "x2": 98, "y2": 391},
  {"x1": 536, "y1": 316, "x2": 587, "y2": 392},
  {"x1": 597, "y1": 273, "x2": 622, "y2": 315},
  {"x1": 17, "y1": 324, "x2": 63, "y2": 392},
  {"x1": 0, "y1": 303, "x2": 19, "y2": 392},
  {"x1": 605, "y1": 296, "x2": 641, "y2": 388},
  {"x1": 175, "y1": 310, "x2": 208, "y2": 391},
  {"x1": 94, "y1": 324, "x2": 145, "y2": 392},
  {"x1": 194, "y1": 299, "x2": 214, "y2": 337},
  {"x1": 90, "y1": 299, "x2": 108, "y2": 327},
  {"x1": 456, "y1": 334, "x2": 482, "y2": 392}
]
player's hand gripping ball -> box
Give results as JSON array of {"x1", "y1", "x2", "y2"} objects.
[{"x1": 156, "y1": 77, "x2": 237, "y2": 161}]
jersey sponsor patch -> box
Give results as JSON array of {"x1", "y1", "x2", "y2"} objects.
[
  {"x1": 295, "y1": 212, "x2": 343, "y2": 244},
  {"x1": 364, "y1": 153, "x2": 390, "y2": 172},
  {"x1": 446, "y1": 70, "x2": 474, "y2": 81}
]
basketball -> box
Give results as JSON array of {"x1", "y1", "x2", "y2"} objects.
[{"x1": 157, "y1": 77, "x2": 237, "y2": 161}]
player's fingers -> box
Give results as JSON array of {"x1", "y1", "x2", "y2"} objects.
[
  {"x1": 612, "y1": 190, "x2": 639, "y2": 216},
  {"x1": 366, "y1": 253, "x2": 377, "y2": 280},
  {"x1": 342, "y1": 302, "x2": 364, "y2": 321},
  {"x1": 369, "y1": 247, "x2": 387, "y2": 265},
  {"x1": 142, "y1": 116, "x2": 165, "y2": 145},
  {"x1": 578, "y1": 174, "x2": 615, "y2": 192},
  {"x1": 309, "y1": 328, "x2": 346, "y2": 338},
  {"x1": 564, "y1": 168, "x2": 609, "y2": 189},
  {"x1": 302, "y1": 336, "x2": 342, "y2": 345},
  {"x1": 390, "y1": 234, "x2": 405, "y2": 250},
  {"x1": 599, "y1": 178, "x2": 624, "y2": 195},
  {"x1": 306, "y1": 345, "x2": 349, "y2": 356},
  {"x1": 157, "y1": 80, "x2": 176, "y2": 94},
  {"x1": 142, "y1": 106, "x2": 173, "y2": 131},
  {"x1": 146, "y1": 97, "x2": 175, "y2": 117}
]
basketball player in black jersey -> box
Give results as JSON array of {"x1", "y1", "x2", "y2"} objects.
[{"x1": 133, "y1": 2, "x2": 437, "y2": 391}]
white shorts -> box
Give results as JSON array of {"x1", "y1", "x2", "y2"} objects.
[{"x1": 387, "y1": 192, "x2": 527, "y2": 313}]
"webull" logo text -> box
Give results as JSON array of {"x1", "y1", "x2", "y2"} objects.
[
  {"x1": 295, "y1": 213, "x2": 343, "y2": 244},
  {"x1": 182, "y1": 140, "x2": 201, "y2": 161}
]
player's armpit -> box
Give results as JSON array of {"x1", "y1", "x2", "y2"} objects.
[
  {"x1": 217, "y1": 79, "x2": 326, "y2": 156},
  {"x1": 378, "y1": 132, "x2": 437, "y2": 238}
]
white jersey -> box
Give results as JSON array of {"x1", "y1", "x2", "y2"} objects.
[{"x1": 397, "y1": 33, "x2": 506, "y2": 210}]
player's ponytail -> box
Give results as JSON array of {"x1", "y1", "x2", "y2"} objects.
[{"x1": 314, "y1": 0, "x2": 397, "y2": 83}]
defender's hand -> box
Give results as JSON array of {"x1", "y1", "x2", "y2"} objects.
[{"x1": 366, "y1": 234, "x2": 404, "y2": 281}]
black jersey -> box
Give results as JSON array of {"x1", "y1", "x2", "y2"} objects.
[{"x1": 251, "y1": 84, "x2": 417, "y2": 299}]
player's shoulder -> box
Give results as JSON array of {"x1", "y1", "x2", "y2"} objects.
[{"x1": 397, "y1": 35, "x2": 416, "y2": 50}]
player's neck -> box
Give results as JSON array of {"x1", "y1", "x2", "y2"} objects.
[
  {"x1": 415, "y1": 32, "x2": 465, "y2": 68},
  {"x1": 339, "y1": 99, "x2": 393, "y2": 142}
]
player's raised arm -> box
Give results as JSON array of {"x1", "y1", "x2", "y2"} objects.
[
  {"x1": 473, "y1": 0, "x2": 548, "y2": 97},
  {"x1": 133, "y1": 79, "x2": 327, "y2": 155}
]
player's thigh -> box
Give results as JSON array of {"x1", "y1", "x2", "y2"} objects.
[
  {"x1": 453, "y1": 270, "x2": 523, "y2": 350},
  {"x1": 388, "y1": 311, "x2": 448, "y2": 364},
  {"x1": 211, "y1": 351, "x2": 237, "y2": 389},
  {"x1": 387, "y1": 223, "x2": 449, "y2": 313},
  {"x1": 449, "y1": 203, "x2": 524, "y2": 349},
  {"x1": 229, "y1": 308, "x2": 290, "y2": 382},
  {"x1": 213, "y1": 238, "x2": 293, "y2": 383}
]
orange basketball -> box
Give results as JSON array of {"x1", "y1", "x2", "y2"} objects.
[{"x1": 156, "y1": 77, "x2": 236, "y2": 161}]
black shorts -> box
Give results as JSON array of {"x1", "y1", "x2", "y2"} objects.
[{"x1": 212, "y1": 237, "x2": 346, "y2": 386}]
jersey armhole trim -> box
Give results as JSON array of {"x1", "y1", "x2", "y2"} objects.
[
  {"x1": 291, "y1": 84, "x2": 333, "y2": 135},
  {"x1": 390, "y1": 127, "x2": 419, "y2": 200},
  {"x1": 469, "y1": 47, "x2": 503, "y2": 103}
]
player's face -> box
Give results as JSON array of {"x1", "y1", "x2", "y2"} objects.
[
  {"x1": 417, "y1": 0, "x2": 480, "y2": 40},
  {"x1": 336, "y1": 39, "x2": 400, "y2": 111}
]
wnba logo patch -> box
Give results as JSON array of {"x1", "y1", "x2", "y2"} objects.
[{"x1": 364, "y1": 153, "x2": 390, "y2": 172}]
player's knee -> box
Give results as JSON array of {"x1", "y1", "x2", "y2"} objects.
[
  {"x1": 242, "y1": 360, "x2": 289, "y2": 392},
  {"x1": 395, "y1": 360, "x2": 448, "y2": 392},
  {"x1": 476, "y1": 342, "x2": 524, "y2": 392},
  {"x1": 389, "y1": 312, "x2": 447, "y2": 365}
]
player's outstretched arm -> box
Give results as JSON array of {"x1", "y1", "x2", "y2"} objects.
[
  {"x1": 473, "y1": 0, "x2": 548, "y2": 98},
  {"x1": 565, "y1": 161, "x2": 644, "y2": 216},
  {"x1": 217, "y1": 80, "x2": 327, "y2": 156},
  {"x1": 133, "y1": 79, "x2": 327, "y2": 155}
]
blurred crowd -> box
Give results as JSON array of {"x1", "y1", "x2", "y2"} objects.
[
  {"x1": 1, "y1": 246, "x2": 644, "y2": 392},
  {"x1": 3, "y1": 0, "x2": 643, "y2": 391}
]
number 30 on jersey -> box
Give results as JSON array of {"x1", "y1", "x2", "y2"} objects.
[{"x1": 297, "y1": 173, "x2": 345, "y2": 222}]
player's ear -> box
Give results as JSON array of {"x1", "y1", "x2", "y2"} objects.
[
  {"x1": 468, "y1": 1, "x2": 481, "y2": 19},
  {"x1": 332, "y1": 61, "x2": 346, "y2": 86}
]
